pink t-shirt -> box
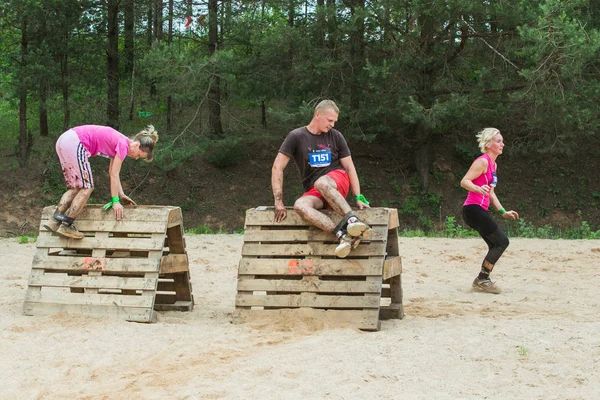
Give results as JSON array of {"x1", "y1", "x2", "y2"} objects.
[
  {"x1": 463, "y1": 154, "x2": 496, "y2": 210},
  {"x1": 72, "y1": 125, "x2": 130, "y2": 161}
]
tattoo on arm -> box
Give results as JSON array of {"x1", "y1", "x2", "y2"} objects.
[{"x1": 275, "y1": 193, "x2": 282, "y2": 201}]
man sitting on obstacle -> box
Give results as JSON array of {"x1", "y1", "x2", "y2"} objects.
[
  {"x1": 44, "y1": 125, "x2": 159, "y2": 239},
  {"x1": 271, "y1": 100, "x2": 371, "y2": 258}
]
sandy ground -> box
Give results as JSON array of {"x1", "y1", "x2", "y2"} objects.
[{"x1": 0, "y1": 235, "x2": 599, "y2": 400}]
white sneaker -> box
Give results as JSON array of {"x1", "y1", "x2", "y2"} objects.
[
  {"x1": 347, "y1": 221, "x2": 372, "y2": 239},
  {"x1": 335, "y1": 235, "x2": 360, "y2": 258}
]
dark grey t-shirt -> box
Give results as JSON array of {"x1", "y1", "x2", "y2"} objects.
[{"x1": 278, "y1": 127, "x2": 351, "y2": 191}]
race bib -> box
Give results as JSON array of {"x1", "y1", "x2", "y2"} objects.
[
  {"x1": 309, "y1": 149, "x2": 331, "y2": 167},
  {"x1": 491, "y1": 172, "x2": 498, "y2": 187}
]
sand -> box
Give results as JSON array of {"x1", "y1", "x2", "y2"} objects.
[{"x1": 0, "y1": 235, "x2": 598, "y2": 399}]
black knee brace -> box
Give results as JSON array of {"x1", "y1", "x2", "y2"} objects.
[
  {"x1": 333, "y1": 211, "x2": 357, "y2": 233},
  {"x1": 53, "y1": 212, "x2": 74, "y2": 226}
]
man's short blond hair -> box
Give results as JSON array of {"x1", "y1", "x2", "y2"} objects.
[{"x1": 315, "y1": 100, "x2": 339, "y2": 115}]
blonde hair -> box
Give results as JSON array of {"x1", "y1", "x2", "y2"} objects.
[
  {"x1": 132, "y1": 125, "x2": 159, "y2": 162},
  {"x1": 315, "y1": 100, "x2": 339, "y2": 115},
  {"x1": 476, "y1": 127, "x2": 500, "y2": 153}
]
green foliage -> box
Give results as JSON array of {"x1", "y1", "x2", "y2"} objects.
[
  {"x1": 443, "y1": 216, "x2": 477, "y2": 238},
  {"x1": 186, "y1": 225, "x2": 215, "y2": 235},
  {"x1": 204, "y1": 137, "x2": 246, "y2": 169}
]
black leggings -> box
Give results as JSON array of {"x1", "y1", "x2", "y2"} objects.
[{"x1": 462, "y1": 205, "x2": 509, "y2": 266}]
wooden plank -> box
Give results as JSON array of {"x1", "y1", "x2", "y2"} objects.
[
  {"x1": 379, "y1": 303, "x2": 403, "y2": 320},
  {"x1": 243, "y1": 226, "x2": 388, "y2": 243},
  {"x1": 242, "y1": 242, "x2": 386, "y2": 257},
  {"x1": 382, "y1": 256, "x2": 402, "y2": 280},
  {"x1": 38, "y1": 219, "x2": 167, "y2": 234},
  {"x1": 41, "y1": 205, "x2": 176, "y2": 222},
  {"x1": 23, "y1": 302, "x2": 156, "y2": 323},
  {"x1": 387, "y1": 208, "x2": 399, "y2": 230},
  {"x1": 154, "y1": 301, "x2": 193, "y2": 312},
  {"x1": 25, "y1": 291, "x2": 154, "y2": 307},
  {"x1": 159, "y1": 254, "x2": 189, "y2": 274},
  {"x1": 244, "y1": 207, "x2": 393, "y2": 227},
  {"x1": 386, "y1": 228, "x2": 400, "y2": 257},
  {"x1": 235, "y1": 293, "x2": 380, "y2": 308},
  {"x1": 167, "y1": 208, "x2": 183, "y2": 228},
  {"x1": 237, "y1": 278, "x2": 381, "y2": 293},
  {"x1": 166, "y1": 225, "x2": 185, "y2": 253},
  {"x1": 32, "y1": 255, "x2": 160, "y2": 273},
  {"x1": 233, "y1": 309, "x2": 380, "y2": 331},
  {"x1": 238, "y1": 258, "x2": 384, "y2": 276},
  {"x1": 36, "y1": 236, "x2": 164, "y2": 251},
  {"x1": 28, "y1": 274, "x2": 157, "y2": 291}
]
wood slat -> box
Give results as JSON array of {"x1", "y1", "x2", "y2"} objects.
[
  {"x1": 41, "y1": 205, "x2": 178, "y2": 222},
  {"x1": 238, "y1": 258, "x2": 384, "y2": 276},
  {"x1": 237, "y1": 278, "x2": 381, "y2": 293},
  {"x1": 23, "y1": 302, "x2": 156, "y2": 323},
  {"x1": 38, "y1": 220, "x2": 167, "y2": 234},
  {"x1": 242, "y1": 242, "x2": 386, "y2": 257},
  {"x1": 28, "y1": 274, "x2": 158, "y2": 291},
  {"x1": 235, "y1": 293, "x2": 380, "y2": 308},
  {"x1": 233, "y1": 309, "x2": 381, "y2": 331},
  {"x1": 243, "y1": 226, "x2": 388, "y2": 243},
  {"x1": 244, "y1": 207, "x2": 392, "y2": 227},
  {"x1": 31, "y1": 254, "x2": 160, "y2": 273},
  {"x1": 387, "y1": 208, "x2": 399, "y2": 230},
  {"x1": 382, "y1": 256, "x2": 402, "y2": 280},
  {"x1": 159, "y1": 254, "x2": 189, "y2": 274},
  {"x1": 25, "y1": 291, "x2": 154, "y2": 308},
  {"x1": 36, "y1": 236, "x2": 164, "y2": 251},
  {"x1": 167, "y1": 208, "x2": 183, "y2": 228}
]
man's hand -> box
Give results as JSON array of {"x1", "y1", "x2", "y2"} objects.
[
  {"x1": 356, "y1": 199, "x2": 370, "y2": 209},
  {"x1": 113, "y1": 202, "x2": 124, "y2": 220},
  {"x1": 274, "y1": 200, "x2": 287, "y2": 222},
  {"x1": 120, "y1": 195, "x2": 137, "y2": 205}
]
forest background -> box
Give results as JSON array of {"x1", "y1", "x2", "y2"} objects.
[{"x1": 1, "y1": 0, "x2": 599, "y2": 237}]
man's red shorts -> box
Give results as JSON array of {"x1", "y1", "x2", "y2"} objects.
[{"x1": 302, "y1": 169, "x2": 350, "y2": 206}]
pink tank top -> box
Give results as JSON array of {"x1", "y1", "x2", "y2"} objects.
[
  {"x1": 73, "y1": 125, "x2": 130, "y2": 161},
  {"x1": 463, "y1": 154, "x2": 496, "y2": 210}
]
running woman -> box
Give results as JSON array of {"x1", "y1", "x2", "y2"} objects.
[
  {"x1": 461, "y1": 127, "x2": 519, "y2": 294},
  {"x1": 44, "y1": 125, "x2": 158, "y2": 239}
]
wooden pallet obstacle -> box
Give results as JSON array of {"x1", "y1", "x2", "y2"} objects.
[
  {"x1": 234, "y1": 207, "x2": 403, "y2": 331},
  {"x1": 23, "y1": 205, "x2": 194, "y2": 322}
]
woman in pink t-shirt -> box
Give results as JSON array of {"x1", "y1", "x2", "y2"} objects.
[
  {"x1": 460, "y1": 128, "x2": 519, "y2": 294},
  {"x1": 44, "y1": 125, "x2": 159, "y2": 239}
]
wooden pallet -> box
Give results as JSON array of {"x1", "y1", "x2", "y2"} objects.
[
  {"x1": 234, "y1": 207, "x2": 403, "y2": 331},
  {"x1": 23, "y1": 205, "x2": 194, "y2": 322}
]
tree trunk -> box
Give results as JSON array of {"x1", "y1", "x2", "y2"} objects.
[
  {"x1": 349, "y1": 0, "x2": 365, "y2": 110},
  {"x1": 167, "y1": 0, "x2": 174, "y2": 131},
  {"x1": 326, "y1": 0, "x2": 337, "y2": 53},
  {"x1": 413, "y1": 9, "x2": 436, "y2": 191},
  {"x1": 60, "y1": 50, "x2": 70, "y2": 131},
  {"x1": 261, "y1": 100, "x2": 267, "y2": 128},
  {"x1": 124, "y1": 0, "x2": 135, "y2": 75},
  {"x1": 154, "y1": 0, "x2": 163, "y2": 41},
  {"x1": 208, "y1": 0, "x2": 222, "y2": 135},
  {"x1": 316, "y1": 0, "x2": 325, "y2": 48},
  {"x1": 147, "y1": 0, "x2": 153, "y2": 47},
  {"x1": 18, "y1": 17, "x2": 30, "y2": 167},
  {"x1": 107, "y1": 0, "x2": 120, "y2": 129},
  {"x1": 39, "y1": 81, "x2": 49, "y2": 137}
]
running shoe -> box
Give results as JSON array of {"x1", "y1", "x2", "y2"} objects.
[
  {"x1": 56, "y1": 224, "x2": 84, "y2": 240},
  {"x1": 472, "y1": 278, "x2": 502, "y2": 294}
]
